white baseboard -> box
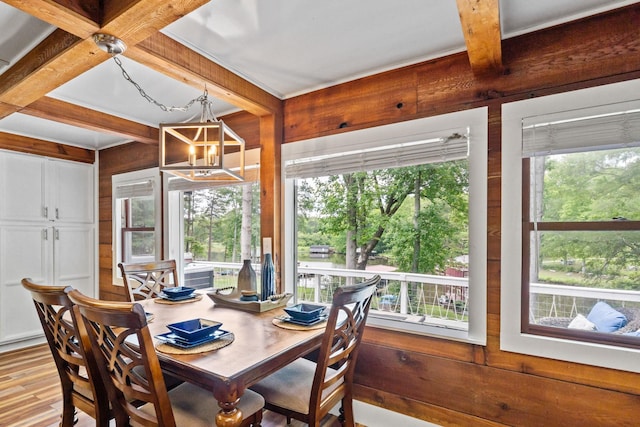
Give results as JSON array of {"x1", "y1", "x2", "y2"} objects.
[{"x1": 331, "y1": 400, "x2": 440, "y2": 427}]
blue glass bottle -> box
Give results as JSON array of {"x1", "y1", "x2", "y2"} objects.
[{"x1": 261, "y1": 253, "x2": 275, "y2": 300}]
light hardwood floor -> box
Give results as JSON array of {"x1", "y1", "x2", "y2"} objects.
[{"x1": 0, "y1": 344, "x2": 344, "y2": 427}]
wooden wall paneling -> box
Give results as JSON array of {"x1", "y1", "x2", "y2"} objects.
[
  {"x1": 353, "y1": 385, "x2": 506, "y2": 427},
  {"x1": 0, "y1": 131, "x2": 95, "y2": 163},
  {"x1": 362, "y1": 327, "x2": 476, "y2": 363},
  {"x1": 283, "y1": 5, "x2": 640, "y2": 147},
  {"x1": 284, "y1": 66, "x2": 418, "y2": 143},
  {"x1": 222, "y1": 111, "x2": 261, "y2": 150},
  {"x1": 355, "y1": 343, "x2": 640, "y2": 427}
]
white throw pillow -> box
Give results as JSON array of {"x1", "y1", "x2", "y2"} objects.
[{"x1": 568, "y1": 314, "x2": 597, "y2": 331}]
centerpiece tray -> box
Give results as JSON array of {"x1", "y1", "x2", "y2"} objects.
[{"x1": 207, "y1": 289, "x2": 292, "y2": 313}]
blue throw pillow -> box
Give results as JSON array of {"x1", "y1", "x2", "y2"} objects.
[{"x1": 586, "y1": 301, "x2": 628, "y2": 332}]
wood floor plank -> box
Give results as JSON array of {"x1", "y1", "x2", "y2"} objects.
[{"x1": 0, "y1": 343, "x2": 346, "y2": 427}]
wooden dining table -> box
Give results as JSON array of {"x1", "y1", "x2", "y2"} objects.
[{"x1": 138, "y1": 293, "x2": 326, "y2": 426}]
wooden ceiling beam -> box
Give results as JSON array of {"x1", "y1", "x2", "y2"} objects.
[
  {"x1": 0, "y1": 0, "x2": 213, "y2": 118},
  {"x1": 23, "y1": 97, "x2": 159, "y2": 144},
  {"x1": 0, "y1": 131, "x2": 95, "y2": 163},
  {"x1": 2, "y1": 0, "x2": 100, "y2": 38},
  {"x1": 127, "y1": 32, "x2": 282, "y2": 117},
  {"x1": 0, "y1": 29, "x2": 96, "y2": 116},
  {"x1": 456, "y1": 0, "x2": 504, "y2": 75}
]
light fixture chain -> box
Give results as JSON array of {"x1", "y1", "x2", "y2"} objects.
[{"x1": 112, "y1": 56, "x2": 200, "y2": 112}]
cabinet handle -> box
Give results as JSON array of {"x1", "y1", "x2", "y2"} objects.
[
  {"x1": 55, "y1": 208, "x2": 59, "y2": 219},
  {"x1": 55, "y1": 229, "x2": 60, "y2": 240},
  {"x1": 43, "y1": 229, "x2": 48, "y2": 240},
  {"x1": 43, "y1": 206, "x2": 48, "y2": 218}
]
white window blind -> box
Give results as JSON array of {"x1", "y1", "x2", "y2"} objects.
[
  {"x1": 522, "y1": 101, "x2": 640, "y2": 157},
  {"x1": 285, "y1": 132, "x2": 469, "y2": 179},
  {"x1": 114, "y1": 179, "x2": 154, "y2": 199}
]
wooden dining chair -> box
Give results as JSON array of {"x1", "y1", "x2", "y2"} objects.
[
  {"x1": 250, "y1": 275, "x2": 380, "y2": 427},
  {"x1": 67, "y1": 288, "x2": 264, "y2": 427},
  {"x1": 21, "y1": 279, "x2": 111, "y2": 427},
  {"x1": 118, "y1": 259, "x2": 179, "y2": 301}
]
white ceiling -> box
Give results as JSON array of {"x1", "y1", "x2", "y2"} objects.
[{"x1": 0, "y1": 0, "x2": 638, "y2": 150}]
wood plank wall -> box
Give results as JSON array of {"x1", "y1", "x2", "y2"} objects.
[{"x1": 96, "y1": 5, "x2": 640, "y2": 426}]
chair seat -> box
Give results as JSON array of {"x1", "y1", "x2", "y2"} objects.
[
  {"x1": 250, "y1": 358, "x2": 342, "y2": 416},
  {"x1": 136, "y1": 382, "x2": 264, "y2": 427}
]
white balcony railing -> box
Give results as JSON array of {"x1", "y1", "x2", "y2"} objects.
[{"x1": 188, "y1": 261, "x2": 640, "y2": 327}]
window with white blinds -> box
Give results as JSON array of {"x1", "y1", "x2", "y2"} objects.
[
  {"x1": 284, "y1": 127, "x2": 469, "y2": 178},
  {"x1": 522, "y1": 101, "x2": 640, "y2": 157},
  {"x1": 113, "y1": 179, "x2": 154, "y2": 199},
  {"x1": 282, "y1": 108, "x2": 488, "y2": 345},
  {"x1": 285, "y1": 133, "x2": 468, "y2": 179}
]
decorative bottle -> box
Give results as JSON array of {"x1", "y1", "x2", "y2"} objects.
[
  {"x1": 237, "y1": 259, "x2": 257, "y2": 293},
  {"x1": 261, "y1": 254, "x2": 275, "y2": 300},
  {"x1": 261, "y1": 238, "x2": 275, "y2": 300}
]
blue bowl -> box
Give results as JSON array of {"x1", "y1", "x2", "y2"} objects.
[
  {"x1": 284, "y1": 303, "x2": 326, "y2": 321},
  {"x1": 162, "y1": 286, "x2": 195, "y2": 299},
  {"x1": 167, "y1": 318, "x2": 222, "y2": 341}
]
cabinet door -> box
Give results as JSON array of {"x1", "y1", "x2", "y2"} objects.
[
  {"x1": 0, "y1": 225, "x2": 50, "y2": 343},
  {"x1": 48, "y1": 159, "x2": 94, "y2": 224},
  {"x1": 0, "y1": 151, "x2": 46, "y2": 222},
  {"x1": 54, "y1": 225, "x2": 95, "y2": 297}
]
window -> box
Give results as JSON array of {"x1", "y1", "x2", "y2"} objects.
[
  {"x1": 112, "y1": 168, "x2": 162, "y2": 284},
  {"x1": 502, "y1": 78, "x2": 640, "y2": 372},
  {"x1": 282, "y1": 108, "x2": 487, "y2": 344},
  {"x1": 164, "y1": 149, "x2": 261, "y2": 287}
]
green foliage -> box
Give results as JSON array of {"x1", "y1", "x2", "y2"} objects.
[
  {"x1": 299, "y1": 160, "x2": 469, "y2": 272},
  {"x1": 183, "y1": 183, "x2": 260, "y2": 262},
  {"x1": 536, "y1": 147, "x2": 640, "y2": 289}
]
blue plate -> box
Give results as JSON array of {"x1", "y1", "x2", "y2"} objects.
[
  {"x1": 280, "y1": 314, "x2": 328, "y2": 327},
  {"x1": 158, "y1": 292, "x2": 198, "y2": 301},
  {"x1": 155, "y1": 329, "x2": 230, "y2": 349},
  {"x1": 283, "y1": 303, "x2": 327, "y2": 321},
  {"x1": 162, "y1": 286, "x2": 195, "y2": 298},
  {"x1": 167, "y1": 318, "x2": 223, "y2": 341}
]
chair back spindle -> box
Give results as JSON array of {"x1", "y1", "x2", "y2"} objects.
[{"x1": 118, "y1": 260, "x2": 179, "y2": 302}]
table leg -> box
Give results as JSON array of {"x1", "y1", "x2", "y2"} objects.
[{"x1": 215, "y1": 398, "x2": 243, "y2": 427}]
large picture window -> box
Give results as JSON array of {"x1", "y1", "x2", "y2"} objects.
[
  {"x1": 282, "y1": 108, "x2": 487, "y2": 344},
  {"x1": 502, "y1": 78, "x2": 640, "y2": 372}
]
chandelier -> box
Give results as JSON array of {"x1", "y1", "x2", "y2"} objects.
[
  {"x1": 159, "y1": 91, "x2": 245, "y2": 182},
  {"x1": 94, "y1": 33, "x2": 245, "y2": 182}
]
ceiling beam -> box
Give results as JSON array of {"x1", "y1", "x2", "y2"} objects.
[
  {"x1": 2, "y1": 0, "x2": 100, "y2": 38},
  {"x1": 0, "y1": 0, "x2": 212, "y2": 118},
  {"x1": 127, "y1": 32, "x2": 282, "y2": 117},
  {"x1": 456, "y1": 0, "x2": 504, "y2": 75},
  {"x1": 0, "y1": 131, "x2": 95, "y2": 163},
  {"x1": 23, "y1": 97, "x2": 159, "y2": 144}
]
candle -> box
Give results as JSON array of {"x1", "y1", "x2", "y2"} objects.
[
  {"x1": 263, "y1": 237, "x2": 272, "y2": 255},
  {"x1": 207, "y1": 145, "x2": 218, "y2": 166},
  {"x1": 188, "y1": 146, "x2": 196, "y2": 166}
]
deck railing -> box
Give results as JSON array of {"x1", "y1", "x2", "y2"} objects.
[{"x1": 188, "y1": 261, "x2": 640, "y2": 326}]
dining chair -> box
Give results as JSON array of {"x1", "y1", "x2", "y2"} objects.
[
  {"x1": 21, "y1": 279, "x2": 111, "y2": 427},
  {"x1": 67, "y1": 288, "x2": 264, "y2": 427},
  {"x1": 118, "y1": 259, "x2": 179, "y2": 301},
  {"x1": 250, "y1": 275, "x2": 380, "y2": 427}
]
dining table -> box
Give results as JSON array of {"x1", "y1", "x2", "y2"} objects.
[{"x1": 138, "y1": 292, "x2": 326, "y2": 427}]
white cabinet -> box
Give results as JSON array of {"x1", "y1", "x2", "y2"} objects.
[
  {"x1": 0, "y1": 152, "x2": 93, "y2": 223},
  {"x1": 0, "y1": 150, "x2": 96, "y2": 346}
]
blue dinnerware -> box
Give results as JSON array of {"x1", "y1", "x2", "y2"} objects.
[
  {"x1": 283, "y1": 303, "x2": 326, "y2": 322},
  {"x1": 167, "y1": 318, "x2": 223, "y2": 341},
  {"x1": 162, "y1": 286, "x2": 195, "y2": 299}
]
